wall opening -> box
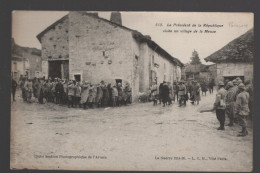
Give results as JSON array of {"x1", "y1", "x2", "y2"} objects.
[
  {"x1": 115, "y1": 79, "x2": 122, "y2": 86},
  {"x1": 74, "y1": 74, "x2": 81, "y2": 82},
  {"x1": 48, "y1": 60, "x2": 69, "y2": 80},
  {"x1": 224, "y1": 76, "x2": 244, "y2": 82}
]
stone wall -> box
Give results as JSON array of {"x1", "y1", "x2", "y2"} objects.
[
  {"x1": 41, "y1": 17, "x2": 69, "y2": 78},
  {"x1": 216, "y1": 62, "x2": 253, "y2": 83},
  {"x1": 41, "y1": 17, "x2": 69, "y2": 61},
  {"x1": 68, "y1": 12, "x2": 134, "y2": 86}
]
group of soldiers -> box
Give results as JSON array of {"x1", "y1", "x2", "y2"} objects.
[
  {"x1": 201, "y1": 77, "x2": 253, "y2": 137},
  {"x1": 14, "y1": 76, "x2": 132, "y2": 109},
  {"x1": 150, "y1": 79, "x2": 214, "y2": 107}
]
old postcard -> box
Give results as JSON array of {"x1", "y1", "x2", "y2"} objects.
[{"x1": 11, "y1": 11, "x2": 254, "y2": 171}]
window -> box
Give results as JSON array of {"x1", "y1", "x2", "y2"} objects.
[
  {"x1": 152, "y1": 55, "x2": 154, "y2": 64},
  {"x1": 74, "y1": 74, "x2": 81, "y2": 82},
  {"x1": 13, "y1": 62, "x2": 17, "y2": 71},
  {"x1": 164, "y1": 63, "x2": 166, "y2": 70}
]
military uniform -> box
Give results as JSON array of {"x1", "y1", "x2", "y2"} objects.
[
  {"x1": 235, "y1": 83, "x2": 249, "y2": 136},
  {"x1": 213, "y1": 82, "x2": 227, "y2": 130},
  {"x1": 225, "y1": 82, "x2": 236, "y2": 126},
  {"x1": 178, "y1": 82, "x2": 187, "y2": 106}
]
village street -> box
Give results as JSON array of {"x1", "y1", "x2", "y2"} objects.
[{"x1": 10, "y1": 89, "x2": 252, "y2": 172}]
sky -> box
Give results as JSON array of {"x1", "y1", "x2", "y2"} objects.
[{"x1": 12, "y1": 11, "x2": 253, "y2": 64}]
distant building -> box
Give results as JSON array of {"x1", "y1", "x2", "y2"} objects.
[
  {"x1": 11, "y1": 39, "x2": 42, "y2": 81},
  {"x1": 36, "y1": 11, "x2": 183, "y2": 101},
  {"x1": 205, "y1": 29, "x2": 254, "y2": 84}
]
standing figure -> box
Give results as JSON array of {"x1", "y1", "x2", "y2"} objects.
[
  {"x1": 192, "y1": 81, "x2": 201, "y2": 105},
  {"x1": 55, "y1": 79, "x2": 64, "y2": 104},
  {"x1": 167, "y1": 82, "x2": 173, "y2": 105},
  {"x1": 117, "y1": 83, "x2": 123, "y2": 107},
  {"x1": 37, "y1": 78, "x2": 45, "y2": 104},
  {"x1": 172, "y1": 81, "x2": 178, "y2": 102},
  {"x1": 107, "y1": 83, "x2": 113, "y2": 107},
  {"x1": 67, "y1": 81, "x2": 75, "y2": 108},
  {"x1": 235, "y1": 83, "x2": 250, "y2": 137},
  {"x1": 245, "y1": 80, "x2": 253, "y2": 120},
  {"x1": 178, "y1": 81, "x2": 187, "y2": 107},
  {"x1": 102, "y1": 83, "x2": 109, "y2": 107},
  {"x1": 158, "y1": 82, "x2": 164, "y2": 104},
  {"x1": 80, "y1": 81, "x2": 89, "y2": 109},
  {"x1": 62, "y1": 80, "x2": 68, "y2": 105},
  {"x1": 20, "y1": 78, "x2": 27, "y2": 101},
  {"x1": 225, "y1": 81, "x2": 236, "y2": 126},
  {"x1": 74, "y1": 82, "x2": 81, "y2": 108},
  {"x1": 111, "y1": 85, "x2": 118, "y2": 107},
  {"x1": 213, "y1": 81, "x2": 227, "y2": 130},
  {"x1": 24, "y1": 79, "x2": 33, "y2": 103},
  {"x1": 96, "y1": 83, "x2": 103, "y2": 108},
  {"x1": 87, "y1": 83, "x2": 95, "y2": 108},
  {"x1": 201, "y1": 80, "x2": 208, "y2": 96},
  {"x1": 161, "y1": 81, "x2": 170, "y2": 107},
  {"x1": 11, "y1": 78, "x2": 17, "y2": 102},
  {"x1": 208, "y1": 79, "x2": 215, "y2": 94}
]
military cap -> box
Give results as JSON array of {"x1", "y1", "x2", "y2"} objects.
[
  {"x1": 227, "y1": 81, "x2": 234, "y2": 88},
  {"x1": 238, "y1": 83, "x2": 245, "y2": 90},
  {"x1": 218, "y1": 81, "x2": 224, "y2": 86}
]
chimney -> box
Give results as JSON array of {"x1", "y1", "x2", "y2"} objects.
[{"x1": 110, "y1": 12, "x2": 122, "y2": 25}]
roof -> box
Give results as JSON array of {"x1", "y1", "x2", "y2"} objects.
[
  {"x1": 204, "y1": 28, "x2": 254, "y2": 63},
  {"x1": 184, "y1": 64, "x2": 208, "y2": 73},
  {"x1": 36, "y1": 12, "x2": 184, "y2": 67},
  {"x1": 12, "y1": 38, "x2": 41, "y2": 57}
]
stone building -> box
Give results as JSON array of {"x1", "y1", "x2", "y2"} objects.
[
  {"x1": 37, "y1": 11, "x2": 183, "y2": 101},
  {"x1": 205, "y1": 28, "x2": 254, "y2": 84},
  {"x1": 11, "y1": 38, "x2": 42, "y2": 81}
]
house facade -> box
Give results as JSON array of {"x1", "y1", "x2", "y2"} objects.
[
  {"x1": 11, "y1": 39, "x2": 42, "y2": 81},
  {"x1": 205, "y1": 29, "x2": 254, "y2": 84},
  {"x1": 37, "y1": 12, "x2": 183, "y2": 101}
]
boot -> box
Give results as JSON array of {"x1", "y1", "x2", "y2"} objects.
[
  {"x1": 237, "y1": 127, "x2": 247, "y2": 137},
  {"x1": 217, "y1": 126, "x2": 225, "y2": 130},
  {"x1": 227, "y1": 122, "x2": 234, "y2": 127}
]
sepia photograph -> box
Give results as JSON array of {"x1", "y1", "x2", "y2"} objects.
[{"x1": 10, "y1": 11, "x2": 254, "y2": 171}]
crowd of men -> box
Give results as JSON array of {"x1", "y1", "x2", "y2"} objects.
[
  {"x1": 12, "y1": 75, "x2": 253, "y2": 137},
  {"x1": 12, "y1": 76, "x2": 132, "y2": 109},
  {"x1": 201, "y1": 77, "x2": 253, "y2": 137},
  {"x1": 150, "y1": 79, "x2": 215, "y2": 107}
]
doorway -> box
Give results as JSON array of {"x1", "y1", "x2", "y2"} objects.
[{"x1": 49, "y1": 60, "x2": 69, "y2": 80}]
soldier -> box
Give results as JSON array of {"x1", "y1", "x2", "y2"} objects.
[
  {"x1": 112, "y1": 84, "x2": 118, "y2": 107},
  {"x1": 200, "y1": 81, "x2": 227, "y2": 130},
  {"x1": 225, "y1": 81, "x2": 236, "y2": 126},
  {"x1": 161, "y1": 81, "x2": 170, "y2": 107},
  {"x1": 24, "y1": 78, "x2": 33, "y2": 103},
  {"x1": 192, "y1": 81, "x2": 201, "y2": 105},
  {"x1": 11, "y1": 78, "x2": 17, "y2": 102},
  {"x1": 178, "y1": 80, "x2": 187, "y2": 107},
  {"x1": 245, "y1": 80, "x2": 253, "y2": 120},
  {"x1": 235, "y1": 83, "x2": 250, "y2": 137},
  {"x1": 117, "y1": 83, "x2": 123, "y2": 107},
  {"x1": 96, "y1": 83, "x2": 103, "y2": 108},
  {"x1": 74, "y1": 82, "x2": 81, "y2": 108},
  {"x1": 67, "y1": 81, "x2": 75, "y2": 108}
]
